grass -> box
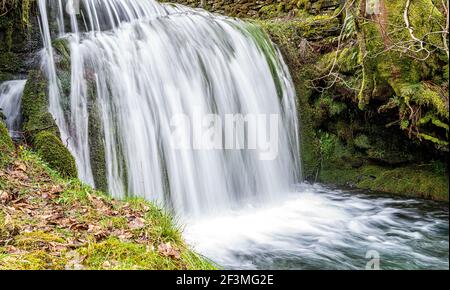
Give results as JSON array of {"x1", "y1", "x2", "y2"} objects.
[{"x1": 0, "y1": 146, "x2": 216, "y2": 270}]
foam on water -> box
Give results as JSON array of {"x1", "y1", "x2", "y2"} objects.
[
  {"x1": 184, "y1": 184, "x2": 449, "y2": 269},
  {"x1": 38, "y1": 0, "x2": 301, "y2": 217}
]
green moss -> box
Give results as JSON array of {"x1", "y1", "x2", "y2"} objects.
[
  {"x1": 0, "y1": 122, "x2": 14, "y2": 168},
  {"x1": 0, "y1": 211, "x2": 8, "y2": 240},
  {"x1": 21, "y1": 70, "x2": 78, "y2": 177},
  {"x1": 21, "y1": 70, "x2": 57, "y2": 134},
  {"x1": 253, "y1": 1, "x2": 448, "y2": 200},
  {"x1": 0, "y1": 250, "x2": 67, "y2": 270},
  {"x1": 15, "y1": 231, "x2": 65, "y2": 250},
  {"x1": 296, "y1": 70, "x2": 321, "y2": 179},
  {"x1": 354, "y1": 0, "x2": 448, "y2": 150},
  {"x1": 1, "y1": 147, "x2": 215, "y2": 270},
  {"x1": 78, "y1": 237, "x2": 214, "y2": 270},
  {"x1": 52, "y1": 38, "x2": 71, "y2": 71},
  {"x1": 314, "y1": 94, "x2": 347, "y2": 117},
  {"x1": 320, "y1": 164, "x2": 449, "y2": 201},
  {"x1": 255, "y1": 14, "x2": 340, "y2": 45},
  {"x1": 0, "y1": 1, "x2": 36, "y2": 78},
  {"x1": 87, "y1": 82, "x2": 107, "y2": 192},
  {"x1": 354, "y1": 134, "x2": 371, "y2": 150},
  {"x1": 32, "y1": 131, "x2": 77, "y2": 178},
  {"x1": 253, "y1": 16, "x2": 343, "y2": 180},
  {"x1": 0, "y1": 51, "x2": 22, "y2": 72}
]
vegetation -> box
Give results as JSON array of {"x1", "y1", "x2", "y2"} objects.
[
  {"x1": 0, "y1": 0, "x2": 36, "y2": 81},
  {"x1": 0, "y1": 141, "x2": 215, "y2": 270},
  {"x1": 0, "y1": 0, "x2": 448, "y2": 271},
  {"x1": 32, "y1": 131, "x2": 77, "y2": 178},
  {"x1": 20, "y1": 70, "x2": 78, "y2": 178},
  {"x1": 0, "y1": 122, "x2": 14, "y2": 167},
  {"x1": 252, "y1": 0, "x2": 448, "y2": 200}
]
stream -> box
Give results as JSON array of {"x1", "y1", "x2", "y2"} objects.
[{"x1": 184, "y1": 183, "x2": 449, "y2": 270}]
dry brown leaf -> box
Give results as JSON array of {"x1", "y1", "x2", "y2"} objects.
[
  {"x1": 88, "y1": 224, "x2": 100, "y2": 232},
  {"x1": 3, "y1": 213, "x2": 12, "y2": 227},
  {"x1": 0, "y1": 190, "x2": 10, "y2": 204},
  {"x1": 5, "y1": 245, "x2": 27, "y2": 255},
  {"x1": 113, "y1": 230, "x2": 133, "y2": 241},
  {"x1": 129, "y1": 217, "x2": 146, "y2": 230},
  {"x1": 69, "y1": 222, "x2": 89, "y2": 231},
  {"x1": 14, "y1": 161, "x2": 27, "y2": 172},
  {"x1": 158, "y1": 242, "x2": 180, "y2": 259}
]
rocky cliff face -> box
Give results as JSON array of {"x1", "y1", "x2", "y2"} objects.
[{"x1": 0, "y1": 0, "x2": 40, "y2": 82}]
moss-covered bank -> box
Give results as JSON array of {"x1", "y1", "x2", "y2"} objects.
[
  {"x1": 253, "y1": 1, "x2": 448, "y2": 201},
  {"x1": 0, "y1": 143, "x2": 214, "y2": 270},
  {"x1": 0, "y1": 121, "x2": 14, "y2": 167}
]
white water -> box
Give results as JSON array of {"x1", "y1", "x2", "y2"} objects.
[
  {"x1": 35, "y1": 0, "x2": 449, "y2": 270},
  {"x1": 185, "y1": 184, "x2": 449, "y2": 269},
  {"x1": 0, "y1": 80, "x2": 27, "y2": 138},
  {"x1": 38, "y1": 0, "x2": 301, "y2": 217}
]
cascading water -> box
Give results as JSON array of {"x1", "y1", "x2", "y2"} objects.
[
  {"x1": 36, "y1": 0, "x2": 448, "y2": 269},
  {"x1": 38, "y1": 0, "x2": 301, "y2": 216},
  {"x1": 0, "y1": 80, "x2": 27, "y2": 139}
]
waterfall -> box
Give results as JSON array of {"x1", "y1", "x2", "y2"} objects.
[
  {"x1": 38, "y1": 0, "x2": 301, "y2": 217},
  {"x1": 0, "y1": 80, "x2": 27, "y2": 139}
]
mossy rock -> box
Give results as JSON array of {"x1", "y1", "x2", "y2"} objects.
[
  {"x1": 0, "y1": 122, "x2": 14, "y2": 168},
  {"x1": 32, "y1": 131, "x2": 77, "y2": 178},
  {"x1": 87, "y1": 82, "x2": 107, "y2": 191},
  {"x1": 21, "y1": 70, "x2": 58, "y2": 134},
  {"x1": 21, "y1": 70, "x2": 77, "y2": 178}
]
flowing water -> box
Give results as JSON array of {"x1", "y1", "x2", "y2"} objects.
[
  {"x1": 0, "y1": 80, "x2": 27, "y2": 139},
  {"x1": 184, "y1": 183, "x2": 449, "y2": 269},
  {"x1": 38, "y1": 0, "x2": 300, "y2": 216},
  {"x1": 36, "y1": 0, "x2": 449, "y2": 269}
]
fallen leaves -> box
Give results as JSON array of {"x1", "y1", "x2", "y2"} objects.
[
  {"x1": 129, "y1": 217, "x2": 146, "y2": 230},
  {"x1": 65, "y1": 250, "x2": 86, "y2": 270},
  {"x1": 112, "y1": 230, "x2": 133, "y2": 242},
  {"x1": 158, "y1": 242, "x2": 181, "y2": 260},
  {"x1": 41, "y1": 184, "x2": 64, "y2": 199},
  {"x1": 14, "y1": 161, "x2": 27, "y2": 172},
  {"x1": 0, "y1": 190, "x2": 10, "y2": 204},
  {"x1": 101, "y1": 260, "x2": 118, "y2": 269},
  {"x1": 5, "y1": 245, "x2": 27, "y2": 255},
  {"x1": 0, "y1": 150, "x2": 189, "y2": 270}
]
